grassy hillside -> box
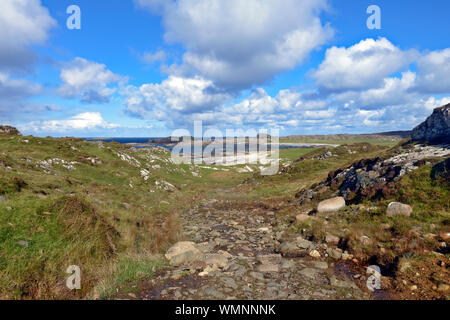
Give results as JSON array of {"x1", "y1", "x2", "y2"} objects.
[
  {"x1": 0, "y1": 133, "x2": 251, "y2": 299},
  {"x1": 1, "y1": 131, "x2": 447, "y2": 300}
]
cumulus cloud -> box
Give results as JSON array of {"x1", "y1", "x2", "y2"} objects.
[
  {"x1": 137, "y1": 0, "x2": 332, "y2": 90},
  {"x1": 57, "y1": 58, "x2": 124, "y2": 103},
  {"x1": 0, "y1": 72, "x2": 45, "y2": 121},
  {"x1": 313, "y1": 38, "x2": 418, "y2": 91},
  {"x1": 123, "y1": 75, "x2": 231, "y2": 123},
  {"x1": 22, "y1": 112, "x2": 121, "y2": 133},
  {"x1": 416, "y1": 48, "x2": 450, "y2": 94},
  {"x1": 334, "y1": 71, "x2": 417, "y2": 109},
  {"x1": 0, "y1": 0, "x2": 56, "y2": 73}
]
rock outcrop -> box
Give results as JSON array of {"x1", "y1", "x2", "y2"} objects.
[
  {"x1": 411, "y1": 103, "x2": 450, "y2": 143},
  {"x1": 296, "y1": 144, "x2": 450, "y2": 204},
  {"x1": 0, "y1": 125, "x2": 21, "y2": 135}
]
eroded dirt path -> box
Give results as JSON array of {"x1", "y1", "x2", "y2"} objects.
[{"x1": 132, "y1": 194, "x2": 371, "y2": 300}]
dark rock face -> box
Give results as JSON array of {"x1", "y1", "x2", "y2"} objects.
[
  {"x1": 0, "y1": 125, "x2": 21, "y2": 135},
  {"x1": 296, "y1": 145, "x2": 450, "y2": 205},
  {"x1": 411, "y1": 103, "x2": 450, "y2": 143},
  {"x1": 431, "y1": 157, "x2": 450, "y2": 185}
]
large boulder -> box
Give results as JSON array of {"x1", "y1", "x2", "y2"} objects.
[
  {"x1": 165, "y1": 241, "x2": 201, "y2": 266},
  {"x1": 0, "y1": 125, "x2": 21, "y2": 135},
  {"x1": 317, "y1": 197, "x2": 346, "y2": 213},
  {"x1": 411, "y1": 103, "x2": 450, "y2": 143},
  {"x1": 386, "y1": 202, "x2": 412, "y2": 217},
  {"x1": 431, "y1": 157, "x2": 450, "y2": 184}
]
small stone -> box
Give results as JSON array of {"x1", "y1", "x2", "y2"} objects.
[
  {"x1": 410, "y1": 285, "x2": 418, "y2": 291},
  {"x1": 122, "y1": 203, "x2": 131, "y2": 210},
  {"x1": 278, "y1": 241, "x2": 307, "y2": 258},
  {"x1": 440, "y1": 232, "x2": 450, "y2": 241},
  {"x1": 325, "y1": 234, "x2": 339, "y2": 245},
  {"x1": 360, "y1": 235, "x2": 371, "y2": 246},
  {"x1": 341, "y1": 253, "x2": 351, "y2": 260},
  {"x1": 437, "y1": 283, "x2": 449, "y2": 292},
  {"x1": 18, "y1": 240, "x2": 29, "y2": 247},
  {"x1": 326, "y1": 248, "x2": 342, "y2": 260},
  {"x1": 6, "y1": 207, "x2": 12, "y2": 211},
  {"x1": 309, "y1": 250, "x2": 321, "y2": 258}
]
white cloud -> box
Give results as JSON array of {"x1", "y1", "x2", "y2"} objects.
[
  {"x1": 0, "y1": 0, "x2": 56, "y2": 73},
  {"x1": 334, "y1": 71, "x2": 417, "y2": 109},
  {"x1": 57, "y1": 58, "x2": 124, "y2": 103},
  {"x1": 313, "y1": 38, "x2": 417, "y2": 91},
  {"x1": 137, "y1": 0, "x2": 332, "y2": 89},
  {"x1": 416, "y1": 48, "x2": 450, "y2": 94},
  {"x1": 0, "y1": 72, "x2": 42, "y2": 102},
  {"x1": 23, "y1": 112, "x2": 120, "y2": 133},
  {"x1": 0, "y1": 72, "x2": 44, "y2": 120},
  {"x1": 140, "y1": 50, "x2": 167, "y2": 64},
  {"x1": 123, "y1": 75, "x2": 231, "y2": 122}
]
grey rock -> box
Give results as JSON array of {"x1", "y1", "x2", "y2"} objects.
[
  {"x1": 0, "y1": 125, "x2": 21, "y2": 135},
  {"x1": 431, "y1": 158, "x2": 450, "y2": 182},
  {"x1": 278, "y1": 241, "x2": 308, "y2": 258},
  {"x1": 411, "y1": 103, "x2": 450, "y2": 143},
  {"x1": 317, "y1": 197, "x2": 346, "y2": 213},
  {"x1": 296, "y1": 238, "x2": 314, "y2": 249},
  {"x1": 326, "y1": 248, "x2": 342, "y2": 260},
  {"x1": 386, "y1": 202, "x2": 412, "y2": 217},
  {"x1": 325, "y1": 234, "x2": 340, "y2": 245},
  {"x1": 17, "y1": 240, "x2": 29, "y2": 247}
]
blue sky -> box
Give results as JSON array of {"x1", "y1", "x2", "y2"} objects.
[{"x1": 1, "y1": 0, "x2": 450, "y2": 137}]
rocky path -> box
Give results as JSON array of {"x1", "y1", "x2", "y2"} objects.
[{"x1": 133, "y1": 197, "x2": 370, "y2": 300}]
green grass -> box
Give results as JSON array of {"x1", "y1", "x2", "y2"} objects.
[
  {"x1": 279, "y1": 148, "x2": 315, "y2": 161},
  {"x1": 1, "y1": 132, "x2": 447, "y2": 299},
  {"x1": 0, "y1": 134, "x2": 252, "y2": 299},
  {"x1": 95, "y1": 255, "x2": 167, "y2": 299},
  {"x1": 280, "y1": 138, "x2": 400, "y2": 147}
]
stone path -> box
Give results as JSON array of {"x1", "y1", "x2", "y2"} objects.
[{"x1": 135, "y1": 198, "x2": 370, "y2": 300}]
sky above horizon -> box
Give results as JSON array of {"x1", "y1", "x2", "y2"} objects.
[{"x1": 1, "y1": 0, "x2": 450, "y2": 137}]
